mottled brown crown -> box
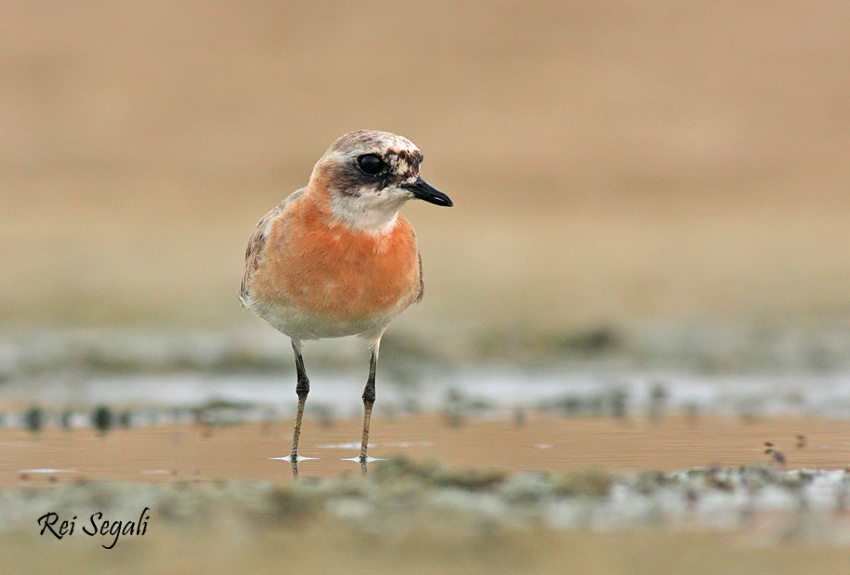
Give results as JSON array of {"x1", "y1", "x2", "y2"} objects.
[{"x1": 315, "y1": 130, "x2": 424, "y2": 195}]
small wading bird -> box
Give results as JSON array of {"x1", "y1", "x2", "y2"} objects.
[{"x1": 240, "y1": 130, "x2": 453, "y2": 475}]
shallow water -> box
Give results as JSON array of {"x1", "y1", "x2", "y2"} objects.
[
  {"x1": 3, "y1": 412, "x2": 850, "y2": 487},
  {"x1": 4, "y1": 366, "x2": 850, "y2": 428},
  {"x1": 2, "y1": 325, "x2": 850, "y2": 436}
]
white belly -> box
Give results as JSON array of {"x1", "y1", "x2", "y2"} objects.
[{"x1": 246, "y1": 297, "x2": 402, "y2": 342}]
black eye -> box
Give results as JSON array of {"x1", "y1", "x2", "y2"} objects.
[{"x1": 357, "y1": 154, "x2": 384, "y2": 175}]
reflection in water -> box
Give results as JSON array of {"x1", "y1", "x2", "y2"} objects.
[
  {"x1": 6, "y1": 412, "x2": 850, "y2": 486},
  {"x1": 341, "y1": 455, "x2": 385, "y2": 476},
  {"x1": 270, "y1": 453, "x2": 318, "y2": 478},
  {"x1": 270, "y1": 454, "x2": 388, "y2": 477},
  {"x1": 318, "y1": 442, "x2": 360, "y2": 450},
  {"x1": 318, "y1": 441, "x2": 433, "y2": 450}
]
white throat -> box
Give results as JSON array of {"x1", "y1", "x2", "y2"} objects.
[{"x1": 329, "y1": 192, "x2": 407, "y2": 233}]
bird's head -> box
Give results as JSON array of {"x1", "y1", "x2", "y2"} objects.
[{"x1": 310, "y1": 130, "x2": 452, "y2": 231}]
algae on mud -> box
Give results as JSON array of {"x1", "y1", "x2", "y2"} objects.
[{"x1": 4, "y1": 459, "x2": 850, "y2": 574}]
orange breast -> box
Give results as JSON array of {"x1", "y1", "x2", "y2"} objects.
[{"x1": 256, "y1": 197, "x2": 420, "y2": 323}]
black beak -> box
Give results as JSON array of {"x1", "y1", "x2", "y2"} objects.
[{"x1": 402, "y1": 177, "x2": 453, "y2": 207}]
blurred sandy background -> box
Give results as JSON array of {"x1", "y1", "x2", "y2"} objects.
[
  {"x1": 2, "y1": 1, "x2": 849, "y2": 339},
  {"x1": 4, "y1": 7, "x2": 850, "y2": 570}
]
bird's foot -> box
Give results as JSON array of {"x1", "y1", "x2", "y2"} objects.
[
  {"x1": 341, "y1": 453, "x2": 385, "y2": 464},
  {"x1": 270, "y1": 452, "x2": 319, "y2": 479},
  {"x1": 269, "y1": 453, "x2": 318, "y2": 463}
]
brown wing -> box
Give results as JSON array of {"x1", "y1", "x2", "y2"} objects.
[
  {"x1": 414, "y1": 251, "x2": 424, "y2": 303},
  {"x1": 239, "y1": 188, "x2": 304, "y2": 306}
]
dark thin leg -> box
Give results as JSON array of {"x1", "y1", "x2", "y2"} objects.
[
  {"x1": 290, "y1": 339, "x2": 309, "y2": 477},
  {"x1": 359, "y1": 346, "x2": 378, "y2": 469}
]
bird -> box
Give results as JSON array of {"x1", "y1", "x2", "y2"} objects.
[{"x1": 239, "y1": 130, "x2": 452, "y2": 473}]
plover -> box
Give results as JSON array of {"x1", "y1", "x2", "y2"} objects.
[{"x1": 240, "y1": 130, "x2": 452, "y2": 472}]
